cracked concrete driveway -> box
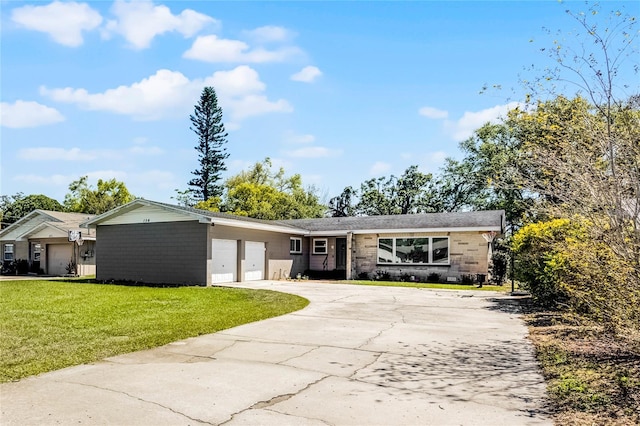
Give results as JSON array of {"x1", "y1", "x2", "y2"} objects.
[{"x1": 1, "y1": 281, "x2": 551, "y2": 425}]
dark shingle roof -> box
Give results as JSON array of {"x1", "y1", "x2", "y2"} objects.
[
  {"x1": 84, "y1": 199, "x2": 504, "y2": 234},
  {"x1": 278, "y1": 210, "x2": 504, "y2": 232}
]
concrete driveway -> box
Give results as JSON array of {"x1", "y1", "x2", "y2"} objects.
[{"x1": 1, "y1": 281, "x2": 551, "y2": 425}]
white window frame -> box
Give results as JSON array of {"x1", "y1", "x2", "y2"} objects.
[
  {"x1": 377, "y1": 237, "x2": 450, "y2": 265},
  {"x1": 313, "y1": 238, "x2": 328, "y2": 255},
  {"x1": 290, "y1": 237, "x2": 302, "y2": 254},
  {"x1": 4, "y1": 244, "x2": 15, "y2": 262},
  {"x1": 32, "y1": 243, "x2": 42, "y2": 262}
]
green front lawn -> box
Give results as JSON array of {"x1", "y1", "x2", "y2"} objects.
[{"x1": 0, "y1": 280, "x2": 308, "y2": 383}]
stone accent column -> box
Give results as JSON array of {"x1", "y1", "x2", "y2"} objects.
[{"x1": 346, "y1": 232, "x2": 353, "y2": 280}]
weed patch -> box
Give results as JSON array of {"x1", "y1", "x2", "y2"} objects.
[{"x1": 525, "y1": 311, "x2": 640, "y2": 425}]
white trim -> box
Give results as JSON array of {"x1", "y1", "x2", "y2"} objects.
[
  {"x1": 3, "y1": 243, "x2": 15, "y2": 261},
  {"x1": 313, "y1": 238, "x2": 328, "y2": 255},
  {"x1": 211, "y1": 217, "x2": 307, "y2": 235},
  {"x1": 308, "y1": 226, "x2": 502, "y2": 236},
  {"x1": 290, "y1": 237, "x2": 302, "y2": 254},
  {"x1": 83, "y1": 199, "x2": 309, "y2": 235}
]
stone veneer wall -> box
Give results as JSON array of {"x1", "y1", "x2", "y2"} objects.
[{"x1": 352, "y1": 231, "x2": 490, "y2": 282}]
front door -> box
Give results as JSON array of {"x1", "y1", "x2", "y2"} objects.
[{"x1": 336, "y1": 238, "x2": 347, "y2": 270}]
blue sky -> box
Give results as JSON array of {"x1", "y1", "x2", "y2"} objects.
[{"x1": 1, "y1": 1, "x2": 637, "y2": 205}]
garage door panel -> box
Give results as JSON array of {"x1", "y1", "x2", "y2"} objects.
[
  {"x1": 47, "y1": 244, "x2": 73, "y2": 276},
  {"x1": 244, "y1": 241, "x2": 265, "y2": 281},
  {"x1": 212, "y1": 239, "x2": 237, "y2": 283}
]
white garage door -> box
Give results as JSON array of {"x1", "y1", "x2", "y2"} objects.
[
  {"x1": 47, "y1": 244, "x2": 73, "y2": 276},
  {"x1": 244, "y1": 241, "x2": 265, "y2": 281},
  {"x1": 212, "y1": 239, "x2": 237, "y2": 283}
]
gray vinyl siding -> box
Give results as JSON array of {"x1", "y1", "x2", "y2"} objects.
[{"x1": 96, "y1": 221, "x2": 208, "y2": 285}]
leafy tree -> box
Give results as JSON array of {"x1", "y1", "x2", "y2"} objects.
[
  {"x1": 188, "y1": 86, "x2": 229, "y2": 201},
  {"x1": 64, "y1": 176, "x2": 134, "y2": 214},
  {"x1": 442, "y1": 120, "x2": 535, "y2": 229},
  {"x1": 172, "y1": 189, "x2": 196, "y2": 207},
  {"x1": 328, "y1": 186, "x2": 358, "y2": 217},
  {"x1": 356, "y1": 166, "x2": 435, "y2": 215},
  {"x1": 507, "y1": 4, "x2": 639, "y2": 333},
  {"x1": 1, "y1": 194, "x2": 65, "y2": 224},
  {"x1": 198, "y1": 158, "x2": 325, "y2": 220}
]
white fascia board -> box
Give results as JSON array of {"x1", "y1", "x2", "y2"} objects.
[
  {"x1": 211, "y1": 217, "x2": 308, "y2": 235},
  {"x1": 84, "y1": 199, "x2": 205, "y2": 227},
  {"x1": 307, "y1": 226, "x2": 502, "y2": 236},
  {"x1": 305, "y1": 231, "x2": 350, "y2": 237},
  {"x1": 14, "y1": 223, "x2": 58, "y2": 241},
  {"x1": 0, "y1": 210, "x2": 48, "y2": 239},
  {"x1": 82, "y1": 200, "x2": 145, "y2": 228}
]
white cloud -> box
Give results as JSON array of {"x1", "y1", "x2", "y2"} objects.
[
  {"x1": 426, "y1": 151, "x2": 448, "y2": 164},
  {"x1": 284, "y1": 131, "x2": 315, "y2": 144},
  {"x1": 18, "y1": 147, "x2": 98, "y2": 161},
  {"x1": 226, "y1": 95, "x2": 292, "y2": 121},
  {"x1": 419, "y1": 106, "x2": 448, "y2": 120},
  {"x1": 445, "y1": 102, "x2": 522, "y2": 141},
  {"x1": 243, "y1": 25, "x2": 293, "y2": 43},
  {"x1": 84, "y1": 170, "x2": 129, "y2": 182},
  {"x1": 208, "y1": 65, "x2": 266, "y2": 97},
  {"x1": 129, "y1": 170, "x2": 177, "y2": 191},
  {"x1": 103, "y1": 0, "x2": 216, "y2": 49},
  {"x1": 18, "y1": 143, "x2": 162, "y2": 162},
  {"x1": 184, "y1": 35, "x2": 301, "y2": 63},
  {"x1": 290, "y1": 66, "x2": 322, "y2": 83},
  {"x1": 132, "y1": 136, "x2": 148, "y2": 145},
  {"x1": 369, "y1": 161, "x2": 392, "y2": 176},
  {"x1": 14, "y1": 173, "x2": 76, "y2": 187},
  {"x1": 40, "y1": 66, "x2": 291, "y2": 125},
  {"x1": 1, "y1": 100, "x2": 65, "y2": 128},
  {"x1": 11, "y1": 1, "x2": 102, "y2": 47},
  {"x1": 129, "y1": 145, "x2": 163, "y2": 155},
  {"x1": 285, "y1": 146, "x2": 339, "y2": 158}
]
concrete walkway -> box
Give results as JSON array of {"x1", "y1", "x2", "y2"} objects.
[{"x1": 1, "y1": 281, "x2": 551, "y2": 425}]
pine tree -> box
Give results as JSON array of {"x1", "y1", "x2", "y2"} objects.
[{"x1": 188, "y1": 87, "x2": 229, "y2": 201}]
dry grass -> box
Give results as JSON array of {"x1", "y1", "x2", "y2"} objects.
[{"x1": 525, "y1": 311, "x2": 640, "y2": 425}]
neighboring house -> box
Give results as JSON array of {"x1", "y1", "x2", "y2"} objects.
[
  {"x1": 0, "y1": 210, "x2": 96, "y2": 276},
  {"x1": 83, "y1": 199, "x2": 504, "y2": 286}
]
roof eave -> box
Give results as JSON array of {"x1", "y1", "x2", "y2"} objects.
[
  {"x1": 211, "y1": 217, "x2": 308, "y2": 235},
  {"x1": 307, "y1": 225, "x2": 503, "y2": 236}
]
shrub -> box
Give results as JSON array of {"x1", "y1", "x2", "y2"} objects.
[
  {"x1": 460, "y1": 274, "x2": 475, "y2": 285},
  {"x1": 374, "y1": 270, "x2": 392, "y2": 281},
  {"x1": 490, "y1": 239, "x2": 509, "y2": 286},
  {"x1": 512, "y1": 216, "x2": 640, "y2": 331},
  {"x1": 357, "y1": 272, "x2": 370, "y2": 280},
  {"x1": 511, "y1": 219, "x2": 578, "y2": 307},
  {"x1": 426, "y1": 272, "x2": 441, "y2": 283}
]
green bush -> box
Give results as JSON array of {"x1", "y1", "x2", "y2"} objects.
[
  {"x1": 511, "y1": 219, "x2": 579, "y2": 307},
  {"x1": 512, "y1": 217, "x2": 640, "y2": 331}
]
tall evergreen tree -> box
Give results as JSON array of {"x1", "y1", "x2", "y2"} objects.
[{"x1": 189, "y1": 87, "x2": 229, "y2": 201}]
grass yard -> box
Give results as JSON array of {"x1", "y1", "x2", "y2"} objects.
[
  {"x1": 0, "y1": 279, "x2": 308, "y2": 383},
  {"x1": 341, "y1": 279, "x2": 512, "y2": 292}
]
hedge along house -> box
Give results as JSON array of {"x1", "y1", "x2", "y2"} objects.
[
  {"x1": 83, "y1": 199, "x2": 504, "y2": 286},
  {"x1": 0, "y1": 210, "x2": 96, "y2": 276},
  {"x1": 284, "y1": 210, "x2": 505, "y2": 282}
]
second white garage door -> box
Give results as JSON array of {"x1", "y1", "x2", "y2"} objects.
[
  {"x1": 244, "y1": 241, "x2": 265, "y2": 281},
  {"x1": 212, "y1": 239, "x2": 237, "y2": 284}
]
